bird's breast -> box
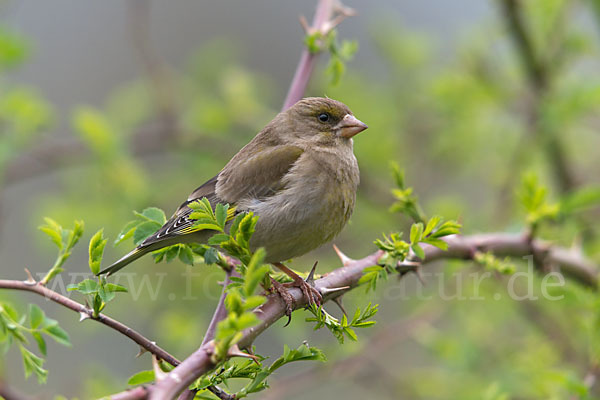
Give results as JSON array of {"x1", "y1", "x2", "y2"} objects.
[{"x1": 247, "y1": 148, "x2": 359, "y2": 263}]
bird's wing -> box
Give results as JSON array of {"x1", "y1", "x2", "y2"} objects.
[
  {"x1": 217, "y1": 144, "x2": 304, "y2": 203},
  {"x1": 141, "y1": 145, "x2": 304, "y2": 247},
  {"x1": 140, "y1": 176, "x2": 223, "y2": 246}
]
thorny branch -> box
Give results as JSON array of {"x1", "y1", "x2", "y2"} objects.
[{"x1": 146, "y1": 232, "x2": 598, "y2": 399}]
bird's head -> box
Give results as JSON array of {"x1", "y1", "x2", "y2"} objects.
[{"x1": 283, "y1": 97, "x2": 368, "y2": 146}]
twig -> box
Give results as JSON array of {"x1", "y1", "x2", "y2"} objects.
[
  {"x1": 176, "y1": 270, "x2": 236, "y2": 400},
  {"x1": 282, "y1": 0, "x2": 355, "y2": 110},
  {"x1": 148, "y1": 232, "x2": 598, "y2": 399},
  {"x1": 201, "y1": 270, "x2": 234, "y2": 347},
  {"x1": 110, "y1": 386, "x2": 150, "y2": 400},
  {"x1": 0, "y1": 280, "x2": 180, "y2": 367}
]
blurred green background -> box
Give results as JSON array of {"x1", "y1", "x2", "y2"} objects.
[{"x1": 1, "y1": 0, "x2": 600, "y2": 398}]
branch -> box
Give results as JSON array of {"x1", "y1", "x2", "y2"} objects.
[
  {"x1": 201, "y1": 270, "x2": 234, "y2": 348},
  {"x1": 282, "y1": 0, "x2": 354, "y2": 110},
  {"x1": 0, "y1": 280, "x2": 180, "y2": 367},
  {"x1": 148, "y1": 232, "x2": 598, "y2": 399},
  {"x1": 174, "y1": 270, "x2": 236, "y2": 400}
]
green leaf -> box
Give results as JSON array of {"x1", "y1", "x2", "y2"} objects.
[
  {"x1": 190, "y1": 222, "x2": 223, "y2": 232},
  {"x1": 38, "y1": 217, "x2": 63, "y2": 250},
  {"x1": 165, "y1": 245, "x2": 180, "y2": 263},
  {"x1": 133, "y1": 221, "x2": 161, "y2": 245},
  {"x1": 410, "y1": 222, "x2": 424, "y2": 244},
  {"x1": 88, "y1": 229, "x2": 107, "y2": 275},
  {"x1": 243, "y1": 248, "x2": 268, "y2": 297},
  {"x1": 104, "y1": 283, "x2": 128, "y2": 293},
  {"x1": 208, "y1": 233, "x2": 230, "y2": 245},
  {"x1": 28, "y1": 304, "x2": 44, "y2": 329},
  {"x1": 43, "y1": 324, "x2": 71, "y2": 346},
  {"x1": 128, "y1": 370, "x2": 155, "y2": 385},
  {"x1": 178, "y1": 245, "x2": 195, "y2": 265},
  {"x1": 32, "y1": 332, "x2": 46, "y2": 356},
  {"x1": 411, "y1": 243, "x2": 425, "y2": 260},
  {"x1": 423, "y1": 216, "x2": 441, "y2": 237},
  {"x1": 204, "y1": 247, "x2": 220, "y2": 265},
  {"x1": 19, "y1": 345, "x2": 47, "y2": 383},
  {"x1": 135, "y1": 207, "x2": 167, "y2": 224},
  {"x1": 67, "y1": 279, "x2": 99, "y2": 294},
  {"x1": 66, "y1": 220, "x2": 85, "y2": 251},
  {"x1": 114, "y1": 220, "x2": 141, "y2": 246},
  {"x1": 215, "y1": 203, "x2": 229, "y2": 229},
  {"x1": 98, "y1": 284, "x2": 115, "y2": 303}
]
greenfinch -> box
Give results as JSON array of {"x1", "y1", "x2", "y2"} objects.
[{"x1": 99, "y1": 97, "x2": 368, "y2": 308}]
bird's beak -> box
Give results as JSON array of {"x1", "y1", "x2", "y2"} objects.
[{"x1": 336, "y1": 114, "x2": 368, "y2": 138}]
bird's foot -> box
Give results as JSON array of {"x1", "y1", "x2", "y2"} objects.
[
  {"x1": 270, "y1": 277, "x2": 295, "y2": 324},
  {"x1": 270, "y1": 262, "x2": 322, "y2": 327},
  {"x1": 283, "y1": 271, "x2": 322, "y2": 309}
]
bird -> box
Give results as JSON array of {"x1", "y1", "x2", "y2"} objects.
[{"x1": 98, "y1": 97, "x2": 368, "y2": 312}]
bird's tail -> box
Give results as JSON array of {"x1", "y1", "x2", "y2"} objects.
[{"x1": 97, "y1": 246, "x2": 152, "y2": 276}]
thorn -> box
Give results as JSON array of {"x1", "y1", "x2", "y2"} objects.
[
  {"x1": 414, "y1": 267, "x2": 426, "y2": 286},
  {"x1": 299, "y1": 14, "x2": 310, "y2": 34},
  {"x1": 227, "y1": 344, "x2": 260, "y2": 364},
  {"x1": 320, "y1": 286, "x2": 350, "y2": 294},
  {"x1": 333, "y1": 244, "x2": 355, "y2": 266},
  {"x1": 152, "y1": 355, "x2": 168, "y2": 382},
  {"x1": 332, "y1": 296, "x2": 347, "y2": 316},
  {"x1": 23, "y1": 268, "x2": 36, "y2": 285},
  {"x1": 79, "y1": 311, "x2": 91, "y2": 322},
  {"x1": 305, "y1": 261, "x2": 318, "y2": 285},
  {"x1": 136, "y1": 345, "x2": 150, "y2": 358},
  {"x1": 336, "y1": 5, "x2": 357, "y2": 18}
]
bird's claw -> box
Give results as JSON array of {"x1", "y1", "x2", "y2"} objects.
[
  {"x1": 270, "y1": 278, "x2": 295, "y2": 326},
  {"x1": 284, "y1": 272, "x2": 322, "y2": 309},
  {"x1": 270, "y1": 262, "x2": 323, "y2": 327}
]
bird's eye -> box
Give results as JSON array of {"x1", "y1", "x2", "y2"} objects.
[{"x1": 318, "y1": 113, "x2": 330, "y2": 122}]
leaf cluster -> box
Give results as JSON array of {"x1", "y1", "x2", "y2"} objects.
[
  {"x1": 192, "y1": 344, "x2": 326, "y2": 398},
  {"x1": 389, "y1": 163, "x2": 427, "y2": 223},
  {"x1": 306, "y1": 302, "x2": 378, "y2": 344},
  {"x1": 67, "y1": 229, "x2": 127, "y2": 316},
  {"x1": 0, "y1": 303, "x2": 70, "y2": 383},
  {"x1": 474, "y1": 251, "x2": 516, "y2": 275},
  {"x1": 518, "y1": 172, "x2": 559, "y2": 232},
  {"x1": 38, "y1": 218, "x2": 84, "y2": 284},
  {"x1": 360, "y1": 216, "x2": 460, "y2": 292},
  {"x1": 304, "y1": 29, "x2": 358, "y2": 86}
]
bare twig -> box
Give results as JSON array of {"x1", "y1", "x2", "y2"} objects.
[
  {"x1": 110, "y1": 386, "x2": 150, "y2": 400},
  {"x1": 201, "y1": 270, "x2": 234, "y2": 347}
]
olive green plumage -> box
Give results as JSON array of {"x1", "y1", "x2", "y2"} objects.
[{"x1": 99, "y1": 97, "x2": 368, "y2": 276}]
